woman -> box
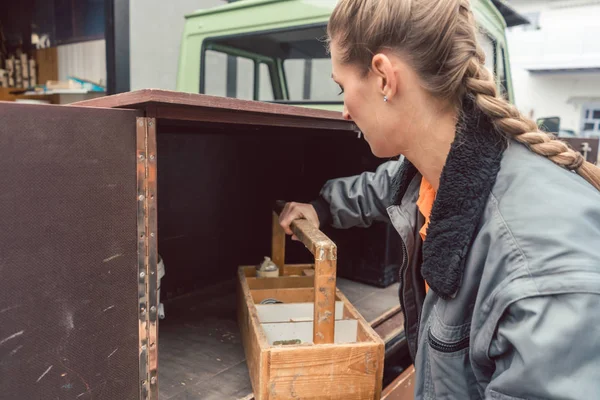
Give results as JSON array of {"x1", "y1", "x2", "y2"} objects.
[{"x1": 279, "y1": 0, "x2": 600, "y2": 398}]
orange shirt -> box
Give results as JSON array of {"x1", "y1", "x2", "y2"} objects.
[
  {"x1": 416, "y1": 178, "x2": 436, "y2": 292},
  {"x1": 416, "y1": 178, "x2": 436, "y2": 241}
]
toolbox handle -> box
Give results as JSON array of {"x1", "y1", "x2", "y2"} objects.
[{"x1": 273, "y1": 200, "x2": 337, "y2": 345}]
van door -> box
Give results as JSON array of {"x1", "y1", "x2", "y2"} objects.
[{"x1": 0, "y1": 103, "x2": 144, "y2": 400}]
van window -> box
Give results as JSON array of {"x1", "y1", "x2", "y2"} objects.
[
  {"x1": 497, "y1": 46, "x2": 509, "y2": 100},
  {"x1": 201, "y1": 24, "x2": 332, "y2": 103},
  {"x1": 283, "y1": 58, "x2": 342, "y2": 102},
  {"x1": 203, "y1": 49, "x2": 273, "y2": 101},
  {"x1": 259, "y1": 63, "x2": 274, "y2": 101},
  {"x1": 476, "y1": 29, "x2": 496, "y2": 75},
  {"x1": 476, "y1": 29, "x2": 511, "y2": 100},
  {"x1": 204, "y1": 50, "x2": 228, "y2": 98},
  {"x1": 236, "y1": 57, "x2": 254, "y2": 100}
]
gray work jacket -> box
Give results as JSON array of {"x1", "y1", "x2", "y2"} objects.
[{"x1": 311, "y1": 107, "x2": 600, "y2": 399}]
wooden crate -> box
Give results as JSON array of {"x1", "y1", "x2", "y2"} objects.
[{"x1": 238, "y1": 206, "x2": 385, "y2": 399}]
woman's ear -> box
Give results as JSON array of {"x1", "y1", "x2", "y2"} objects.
[{"x1": 371, "y1": 53, "x2": 398, "y2": 100}]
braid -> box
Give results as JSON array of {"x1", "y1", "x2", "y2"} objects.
[{"x1": 462, "y1": 34, "x2": 600, "y2": 190}]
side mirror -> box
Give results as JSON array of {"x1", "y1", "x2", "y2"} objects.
[{"x1": 537, "y1": 116, "x2": 560, "y2": 134}]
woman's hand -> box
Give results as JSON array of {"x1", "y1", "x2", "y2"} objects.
[{"x1": 278, "y1": 202, "x2": 320, "y2": 241}]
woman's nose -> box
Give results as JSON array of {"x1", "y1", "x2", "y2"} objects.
[{"x1": 342, "y1": 105, "x2": 352, "y2": 121}]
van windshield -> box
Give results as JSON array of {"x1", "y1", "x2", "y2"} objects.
[{"x1": 201, "y1": 24, "x2": 343, "y2": 103}]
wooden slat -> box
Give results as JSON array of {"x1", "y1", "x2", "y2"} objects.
[
  {"x1": 369, "y1": 305, "x2": 401, "y2": 328},
  {"x1": 0, "y1": 89, "x2": 19, "y2": 102},
  {"x1": 338, "y1": 290, "x2": 382, "y2": 345},
  {"x1": 242, "y1": 265, "x2": 315, "y2": 278},
  {"x1": 237, "y1": 268, "x2": 270, "y2": 400},
  {"x1": 278, "y1": 221, "x2": 337, "y2": 262},
  {"x1": 251, "y1": 288, "x2": 316, "y2": 304},
  {"x1": 271, "y1": 212, "x2": 285, "y2": 274},
  {"x1": 34, "y1": 47, "x2": 58, "y2": 84},
  {"x1": 313, "y1": 258, "x2": 336, "y2": 344},
  {"x1": 374, "y1": 312, "x2": 405, "y2": 345},
  {"x1": 268, "y1": 343, "x2": 382, "y2": 400},
  {"x1": 337, "y1": 289, "x2": 385, "y2": 399},
  {"x1": 281, "y1": 264, "x2": 313, "y2": 276},
  {"x1": 246, "y1": 276, "x2": 314, "y2": 290},
  {"x1": 381, "y1": 366, "x2": 415, "y2": 400}
]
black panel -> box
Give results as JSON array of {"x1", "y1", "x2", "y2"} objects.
[
  {"x1": 156, "y1": 121, "x2": 400, "y2": 299},
  {"x1": 0, "y1": 103, "x2": 140, "y2": 400},
  {"x1": 105, "y1": 0, "x2": 130, "y2": 94}
]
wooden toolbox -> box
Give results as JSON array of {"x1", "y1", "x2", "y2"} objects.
[{"x1": 238, "y1": 205, "x2": 385, "y2": 399}]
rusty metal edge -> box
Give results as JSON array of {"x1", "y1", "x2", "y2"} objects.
[
  {"x1": 137, "y1": 117, "x2": 150, "y2": 399},
  {"x1": 146, "y1": 117, "x2": 159, "y2": 399}
]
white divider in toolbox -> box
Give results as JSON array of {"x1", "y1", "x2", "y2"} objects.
[
  {"x1": 262, "y1": 319, "x2": 359, "y2": 345},
  {"x1": 256, "y1": 301, "x2": 345, "y2": 323}
]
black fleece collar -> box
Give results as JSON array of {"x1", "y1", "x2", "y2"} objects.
[{"x1": 393, "y1": 96, "x2": 507, "y2": 299}]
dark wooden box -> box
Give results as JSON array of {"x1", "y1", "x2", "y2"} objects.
[{"x1": 0, "y1": 90, "x2": 407, "y2": 400}]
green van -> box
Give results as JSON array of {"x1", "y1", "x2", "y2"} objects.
[{"x1": 176, "y1": 0, "x2": 527, "y2": 111}]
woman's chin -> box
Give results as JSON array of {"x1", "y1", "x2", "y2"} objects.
[{"x1": 368, "y1": 142, "x2": 394, "y2": 159}]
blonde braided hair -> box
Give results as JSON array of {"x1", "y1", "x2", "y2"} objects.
[{"x1": 328, "y1": 0, "x2": 600, "y2": 190}]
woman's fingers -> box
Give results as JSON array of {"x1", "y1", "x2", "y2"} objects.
[
  {"x1": 279, "y1": 202, "x2": 297, "y2": 235},
  {"x1": 279, "y1": 202, "x2": 320, "y2": 237},
  {"x1": 303, "y1": 205, "x2": 320, "y2": 229}
]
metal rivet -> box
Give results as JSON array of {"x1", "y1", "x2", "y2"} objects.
[
  {"x1": 138, "y1": 154, "x2": 145, "y2": 161},
  {"x1": 138, "y1": 121, "x2": 144, "y2": 127},
  {"x1": 148, "y1": 121, "x2": 154, "y2": 127},
  {"x1": 141, "y1": 345, "x2": 147, "y2": 351},
  {"x1": 150, "y1": 306, "x2": 156, "y2": 313},
  {"x1": 141, "y1": 308, "x2": 146, "y2": 315},
  {"x1": 149, "y1": 155, "x2": 155, "y2": 161},
  {"x1": 138, "y1": 195, "x2": 145, "y2": 201},
  {"x1": 150, "y1": 232, "x2": 155, "y2": 237},
  {"x1": 140, "y1": 272, "x2": 146, "y2": 278},
  {"x1": 151, "y1": 377, "x2": 157, "y2": 385}
]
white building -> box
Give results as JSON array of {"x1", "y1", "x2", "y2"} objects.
[{"x1": 506, "y1": 0, "x2": 600, "y2": 137}]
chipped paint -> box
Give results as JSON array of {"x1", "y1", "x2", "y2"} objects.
[
  {"x1": 65, "y1": 312, "x2": 74, "y2": 330},
  {"x1": 0, "y1": 330, "x2": 24, "y2": 346},
  {"x1": 318, "y1": 248, "x2": 326, "y2": 261},
  {"x1": 318, "y1": 311, "x2": 332, "y2": 323},
  {"x1": 36, "y1": 365, "x2": 53, "y2": 383},
  {"x1": 103, "y1": 254, "x2": 123, "y2": 263},
  {"x1": 103, "y1": 305, "x2": 115, "y2": 312},
  {"x1": 108, "y1": 348, "x2": 118, "y2": 358},
  {"x1": 0, "y1": 305, "x2": 20, "y2": 313},
  {"x1": 9, "y1": 345, "x2": 23, "y2": 356}
]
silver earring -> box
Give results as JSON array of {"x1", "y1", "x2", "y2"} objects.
[{"x1": 383, "y1": 96, "x2": 388, "y2": 102}]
